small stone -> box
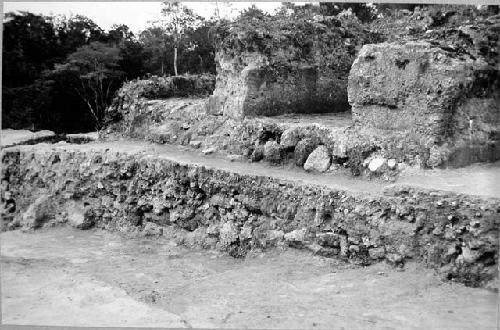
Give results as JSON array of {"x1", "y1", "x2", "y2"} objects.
[
  {"x1": 304, "y1": 145, "x2": 331, "y2": 172},
  {"x1": 189, "y1": 140, "x2": 202, "y2": 148},
  {"x1": 142, "y1": 222, "x2": 163, "y2": 236},
  {"x1": 284, "y1": 228, "x2": 307, "y2": 243},
  {"x1": 251, "y1": 146, "x2": 264, "y2": 162},
  {"x1": 181, "y1": 123, "x2": 190, "y2": 130},
  {"x1": 97, "y1": 182, "x2": 104, "y2": 189},
  {"x1": 267, "y1": 230, "x2": 284, "y2": 243},
  {"x1": 461, "y1": 247, "x2": 480, "y2": 264},
  {"x1": 386, "y1": 253, "x2": 404, "y2": 265},
  {"x1": 202, "y1": 147, "x2": 216, "y2": 155},
  {"x1": 387, "y1": 159, "x2": 397, "y2": 169},
  {"x1": 219, "y1": 221, "x2": 239, "y2": 247},
  {"x1": 306, "y1": 243, "x2": 323, "y2": 254},
  {"x1": 227, "y1": 154, "x2": 245, "y2": 162},
  {"x1": 280, "y1": 128, "x2": 300, "y2": 149},
  {"x1": 368, "y1": 246, "x2": 385, "y2": 259},
  {"x1": 368, "y1": 157, "x2": 386, "y2": 172},
  {"x1": 67, "y1": 201, "x2": 94, "y2": 230},
  {"x1": 328, "y1": 163, "x2": 341, "y2": 172},
  {"x1": 348, "y1": 245, "x2": 360, "y2": 253}
]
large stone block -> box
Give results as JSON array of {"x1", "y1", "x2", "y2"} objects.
[
  {"x1": 348, "y1": 41, "x2": 500, "y2": 166},
  {"x1": 349, "y1": 42, "x2": 488, "y2": 138}
]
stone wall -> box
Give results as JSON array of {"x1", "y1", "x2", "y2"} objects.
[
  {"x1": 2, "y1": 144, "x2": 499, "y2": 288},
  {"x1": 208, "y1": 16, "x2": 379, "y2": 118}
]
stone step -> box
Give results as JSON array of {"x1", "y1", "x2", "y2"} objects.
[{"x1": 2, "y1": 140, "x2": 499, "y2": 288}]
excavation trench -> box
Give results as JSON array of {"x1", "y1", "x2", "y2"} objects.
[
  {"x1": 2, "y1": 140, "x2": 499, "y2": 289},
  {"x1": 1, "y1": 226, "x2": 497, "y2": 328}
]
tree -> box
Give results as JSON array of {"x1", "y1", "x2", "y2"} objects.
[
  {"x1": 54, "y1": 15, "x2": 106, "y2": 53},
  {"x1": 47, "y1": 42, "x2": 124, "y2": 130},
  {"x1": 107, "y1": 24, "x2": 134, "y2": 47},
  {"x1": 119, "y1": 39, "x2": 148, "y2": 79},
  {"x1": 2, "y1": 12, "x2": 60, "y2": 87},
  {"x1": 139, "y1": 26, "x2": 173, "y2": 75},
  {"x1": 157, "y1": 2, "x2": 202, "y2": 76},
  {"x1": 238, "y1": 4, "x2": 267, "y2": 20}
]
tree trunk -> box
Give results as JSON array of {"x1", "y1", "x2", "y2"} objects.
[
  {"x1": 198, "y1": 54, "x2": 204, "y2": 73},
  {"x1": 174, "y1": 47, "x2": 178, "y2": 76}
]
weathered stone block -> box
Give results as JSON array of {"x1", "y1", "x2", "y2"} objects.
[
  {"x1": 348, "y1": 41, "x2": 500, "y2": 166},
  {"x1": 209, "y1": 16, "x2": 375, "y2": 118},
  {"x1": 349, "y1": 42, "x2": 486, "y2": 138}
]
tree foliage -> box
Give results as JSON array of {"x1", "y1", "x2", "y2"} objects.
[
  {"x1": 46, "y1": 42, "x2": 124, "y2": 130},
  {"x1": 2, "y1": 9, "x2": 215, "y2": 132}
]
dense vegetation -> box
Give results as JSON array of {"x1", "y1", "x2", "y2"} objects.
[
  {"x1": 3, "y1": 2, "x2": 498, "y2": 133},
  {"x1": 2, "y1": 4, "x2": 216, "y2": 132}
]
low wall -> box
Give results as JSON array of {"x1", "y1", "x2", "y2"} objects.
[{"x1": 2, "y1": 144, "x2": 498, "y2": 288}]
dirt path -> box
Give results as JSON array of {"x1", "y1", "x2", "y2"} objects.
[{"x1": 1, "y1": 226, "x2": 497, "y2": 328}]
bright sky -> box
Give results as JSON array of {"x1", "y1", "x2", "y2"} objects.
[{"x1": 3, "y1": 2, "x2": 287, "y2": 33}]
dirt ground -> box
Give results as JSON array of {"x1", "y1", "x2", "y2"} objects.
[{"x1": 1, "y1": 226, "x2": 497, "y2": 328}]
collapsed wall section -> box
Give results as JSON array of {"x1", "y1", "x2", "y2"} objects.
[
  {"x1": 208, "y1": 16, "x2": 380, "y2": 118},
  {"x1": 2, "y1": 144, "x2": 499, "y2": 288}
]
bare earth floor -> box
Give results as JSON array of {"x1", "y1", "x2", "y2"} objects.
[{"x1": 1, "y1": 226, "x2": 497, "y2": 329}]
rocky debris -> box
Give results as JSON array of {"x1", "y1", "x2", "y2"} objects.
[
  {"x1": 280, "y1": 128, "x2": 300, "y2": 149},
  {"x1": 21, "y1": 195, "x2": 54, "y2": 229},
  {"x1": 294, "y1": 138, "x2": 317, "y2": 167},
  {"x1": 263, "y1": 141, "x2": 283, "y2": 164},
  {"x1": 304, "y1": 146, "x2": 331, "y2": 172}
]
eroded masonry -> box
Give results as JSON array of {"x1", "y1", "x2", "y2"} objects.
[{"x1": 2, "y1": 9, "x2": 499, "y2": 289}]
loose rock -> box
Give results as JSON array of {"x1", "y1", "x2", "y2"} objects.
[
  {"x1": 294, "y1": 138, "x2": 316, "y2": 166},
  {"x1": 304, "y1": 145, "x2": 331, "y2": 172},
  {"x1": 280, "y1": 128, "x2": 300, "y2": 149},
  {"x1": 21, "y1": 195, "x2": 54, "y2": 229},
  {"x1": 190, "y1": 140, "x2": 202, "y2": 148},
  {"x1": 66, "y1": 201, "x2": 94, "y2": 230},
  {"x1": 263, "y1": 141, "x2": 283, "y2": 164},
  {"x1": 142, "y1": 222, "x2": 163, "y2": 237},
  {"x1": 368, "y1": 157, "x2": 386, "y2": 172},
  {"x1": 202, "y1": 147, "x2": 217, "y2": 155}
]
